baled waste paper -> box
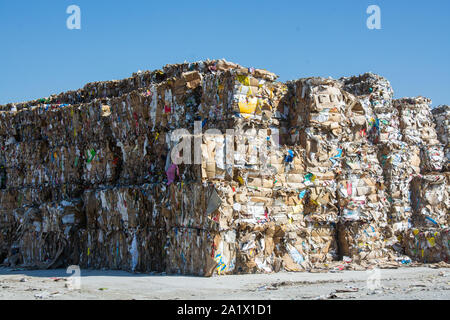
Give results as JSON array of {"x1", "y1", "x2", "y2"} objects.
[
  {"x1": 432, "y1": 105, "x2": 450, "y2": 171},
  {"x1": 0, "y1": 60, "x2": 448, "y2": 275}
]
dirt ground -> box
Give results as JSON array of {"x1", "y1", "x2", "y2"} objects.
[{"x1": 0, "y1": 266, "x2": 449, "y2": 300}]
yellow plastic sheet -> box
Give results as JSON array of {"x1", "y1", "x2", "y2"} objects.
[
  {"x1": 236, "y1": 75, "x2": 250, "y2": 86},
  {"x1": 239, "y1": 97, "x2": 258, "y2": 114}
]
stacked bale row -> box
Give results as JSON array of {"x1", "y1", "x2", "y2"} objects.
[{"x1": 0, "y1": 60, "x2": 448, "y2": 274}]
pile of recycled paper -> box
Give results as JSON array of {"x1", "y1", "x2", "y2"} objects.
[{"x1": 0, "y1": 59, "x2": 448, "y2": 275}]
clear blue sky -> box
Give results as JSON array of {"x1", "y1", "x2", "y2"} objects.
[{"x1": 0, "y1": 0, "x2": 449, "y2": 106}]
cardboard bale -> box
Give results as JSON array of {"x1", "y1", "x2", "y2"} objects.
[
  {"x1": 3, "y1": 140, "x2": 47, "y2": 188},
  {"x1": 432, "y1": 105, "x2": 450, "y2": 170},
  {"x1": 394, "y1": 97, "x2": 440, "y2": 146},
  {"x1": 0, "y1": 209, "x2": 18, "y2": 264},
  {"x1": 164, "y1": 183, "x2": 219, "y2": 231},
  {"x1": 233, "y1": 223, "x2": 283, "y2": 274},
  {"x1": 78, "y1": 228, "x2": 134, "y2": 270},
  {"x1": 302, "y1": 180, "x2": 339, "y2": 223},
  {"x1": 403, "y1": 227, "x2": 449, "y2": 263},
  {"x1": 377, "y1": 143, "x2": 421, "y2": 228},
  {"x1": 164, "y1": 227, "x2": 217, "y2": 276},
  {"x1": 288, "y1": 78, "x2": 350, "y2": 132},
  {"x1": 83, "y1": 186, "x2": 161, "y2": 232},
  {"x1": 5, "y1": 200, "x2": 84, "y2": 268},
  {"x1": 337, "y1": 176, "x2": 388, "y2": 224},
  {"x1": 81, "y1": 140, "x2": 124, "y2": 185},
  {"x1": 212, "y1": 229, "x2": 237, "y2": 275},
  {"x1": 303, "y1": 130, "x2": 343, "y2": 175},
  {"x1": 0, "y1": 59, "x2": 236, "y2": 112},
  {"x1": 411, "y1": 174, "x2": 449, "y2": 228},
  {"x1": 338, "y1": 221, "x2": 389, "y2": 264},
  {"x1": 283, "y1": 223, "x2": 338, "y2": 266},
  {"x1": 341, "y1": 73, "x2": 402, "y2": 146},
  {"x1": 231, "y1": 73, "x2": 288, "y2": 126},
  {"x1": 45, "y1": 145, "x2": 82, "y2": 186},
  {"x1": 82, "y1": 182, "x2": 220, "y2": 234},
  {"x1": 79, "y1": 225, "x2": 173, "y2": 273},
  {"x1": 337, "y1": 142, "x2": 389, "y2": 225},
  {"x1": 420, "y1": 144, "x2": 445, "y2": 173},
  {"x1": 0, "y1": 185, "x2": 82, "y2": 210}
]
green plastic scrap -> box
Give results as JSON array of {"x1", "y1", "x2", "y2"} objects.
[{"x1": 86, "y1": 149, "x2": 96, "y2": 163}]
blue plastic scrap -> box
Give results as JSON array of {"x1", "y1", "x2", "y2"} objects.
[{"x1": 285, "y1": 150, "x2": 294, "y2": 163}]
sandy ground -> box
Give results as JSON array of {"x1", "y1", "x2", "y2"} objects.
[{"x1": 0, "y1": 266, "x2": 449, "y2": 300}]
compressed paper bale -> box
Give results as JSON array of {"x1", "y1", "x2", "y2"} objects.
[
  {"x1": 115, "y1": 138, "x2": 153, "y2": 184},
  {"x1": 17, "y1": 230, "x2": 67, "y2": 268},
  {"x1": 284, "y1": 223, "x2": 338, "y2": 265},
  {"x1": 232, "y1": 74, "x2": 288, "y2": 123},
  {"x1": 164, "y1": 227, "x2": 216, "y2": 276},
  {"x1": 165, "y1": 183, "x2": 213, "y2": 230},
  {"x1": 108, "y1": 91, "x2": 157, "y2": 138},
  {"x1": 411, "y1": 174, "x2": 449, "y2": 228},
  {"x1": 41, "y1": 200, "x2": 85, "y2": 230},
  {"x1": 0, "y1": 209, "x2": 18, "y2": 264},
  {"x1": 341, "y1": 73, "x2": 394, "y2": 102},
  {"x1": 303, "y1": 137, "x2": 343, "y2": 175},
  {"x1": 212, "y1": 229, "x2": 237, "y2": 275},
  {"x1": 341, "y1": 143, "x2": 384, "y2": 176},
  {"x1": 133, "y1": 228, "x2": 166, "y2": 272},
  {"x1": 394, "y1": 97, "x2": 440, "y2": 146},
  {"x1": 81, "y1": 141, "x2": 118, "y2": 185},
  {"x1": 234, "y1": 223, "x2": 278, "y2": 274},
  {"x1": 432, "y1": 105, "x2": 449, "y2": 148},
  {"x1": 90, "y1": 189, "x2": 126, "y2": 232},
  {"x1": 79, "y1": 229, "x2": 131, "y2": 270},
  {"x1": 45, "y1": 145, "x2": 81, "y2": 186},
  {"x1": 341, "y1": 73, "x2": 402, "y2": 146},
  {"x1": 287, "y1": 78, "x2": 348, "y2": 128},
  {"x1": 420, "y1": 144, "x2": 445, "y2": 173},
  {"x1": 232, "y1": 224, "x2": 283, "y2": 273},
  {"x1": 83, "y1": 187, "x2": 154, "y2": 232},
  {"x1": 7, "y1": 200, "x2": 84, "y2": 269},
  {"x1": 0, "y1": 189, "x2": 20, "y2": 210},
  {"x1": 199, "y1": 73, "x2": 232, "y2": 122},
  {"x1": 374, "y1": 143, "x2": 421, "y2": 225},
  {"x1": 0, "y1": 60, "x2": 222, "y2": 111},
  {"x1": 82, "y1": 227, "x2": 164, "y2": 272},
  {"x1": 165, "y1": 183, "x2": 219, "y2": 230},
  {"x1": 82, "y1": 183, "x2": 215, "y2": 233},
  {"x1": 337, "y1": 176, "x2": 389, "y2": 224},
  {"x1": 5, "y1": 185, "x2": 80, "y2": 209},
  {"x1": 301, "y1": 182, "x2": 339, "y2": 223},
  {"x1": 403, "y1": 227, "x2": 449, "y2": 263},
  {"x1": 337, "y1": 222, "x2": 388, "y2": 263},
  {"x1": 378, "y1": 143, "x2": 421, "y2": 180},
  {"x1": 290, "y1": 78, "x2": 365, "y2": 144},
  {"x1": 3, "y1": 140, "x2": 47, "y2": 170},
  {"x1": 338, "y1": 142, "x2": 388, "y2": 227}
]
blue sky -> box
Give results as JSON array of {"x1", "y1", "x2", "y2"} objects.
[{"x1": 0, "y1": 0, "x2": 449, "y2": 106}]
